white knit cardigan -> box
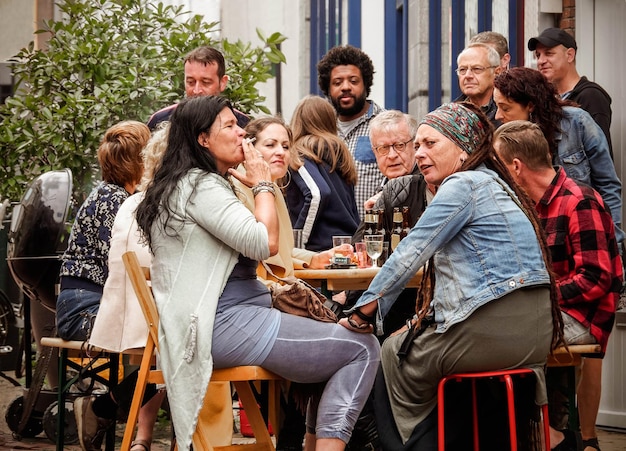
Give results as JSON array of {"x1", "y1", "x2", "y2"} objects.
[{"x1": 150, "y1": 171, "x2": 271, "y2": 450}]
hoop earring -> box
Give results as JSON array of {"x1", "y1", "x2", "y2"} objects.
[{"x1": 280, "y1": 170, "x2": 292, "y2": 188}]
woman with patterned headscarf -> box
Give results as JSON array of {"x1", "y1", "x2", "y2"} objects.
[{"x1": 341, "y1": 102, "x2": 565, "y2": 450}]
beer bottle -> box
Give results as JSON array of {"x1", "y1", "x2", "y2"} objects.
[
  {"x1": 364, "y1": 209, "x2": 375, "y2": 236},
  {"x1": 401, "y1": 206, "x2": 411, "y2": 240},
  {"x1": 391, "y1": 207, "x2": 402, "y2": 251},
  {"x1": 376, "y1": 208, "x2": 386, "y2": 239}
]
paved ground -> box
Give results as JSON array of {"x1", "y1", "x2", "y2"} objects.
[
  {"x1": 1, "y1": 374, "x2": 626, "y2": 450},
  {"x1": 0, "y1": 374, "x2": 261, "y2": 451}
]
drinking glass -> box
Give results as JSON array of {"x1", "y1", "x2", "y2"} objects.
[
  {"x1": 332, "y1": 235, "x2": 353, "y2": 264},
  {"x1": 364, "y1": 235, "x2": 384, "y2": 267},
  {"x1": 354, "y1": 242, "x2": 370, "y2": 268}
]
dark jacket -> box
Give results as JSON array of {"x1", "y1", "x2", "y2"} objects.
[
  {"x1": 348, "y1": 172, "x2": 429, "y2": 340},
  {"x1": 353, "y1": 170, "x2": 426, "y2": 244},
  {"x1": 454, "y1": 93, "x2": 502, "y2": 128},
  {"x1": 285, "y1": 159, "x2": 359, "y2": 252},
  {"x1": 565, "y1": 76, "x2": 613, "y2": 159},
  {"x1": 147, "y1": 103, "x2": 249, "y2": 130}
]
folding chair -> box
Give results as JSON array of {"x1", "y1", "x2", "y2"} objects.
[{"x1": 120, "y1": 251, "x2": 282, "y2": 451}]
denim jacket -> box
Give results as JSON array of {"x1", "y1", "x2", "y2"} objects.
[
  {"x1": 556, "y1": 106, "x2": 623, "y2": 244},
  {"x1": 353, "y1": 165, "x2": 550, "y2": 335}
]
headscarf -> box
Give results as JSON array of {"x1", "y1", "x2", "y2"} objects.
[{"x1": 419, "y1": 102, "x2": 488, "y2": 154}]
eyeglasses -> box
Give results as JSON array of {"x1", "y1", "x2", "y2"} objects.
[
  {"x1": 373, "y1": 139, "x2": 414, "y2": 156},
  {"x1": 455, "y1": 65, "x2": 498, "y2": 76}
]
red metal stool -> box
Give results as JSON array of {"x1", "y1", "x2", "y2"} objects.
[{"x1": 437, "y1": 368, "x2": 550, "y2": 451}]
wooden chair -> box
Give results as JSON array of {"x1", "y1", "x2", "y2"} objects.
[{"x1": 121, "y1": 250, "x2": 282, "y2": 451}]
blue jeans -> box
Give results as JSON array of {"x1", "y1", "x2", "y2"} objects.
[{"x1": 56, "y1": 288, "x2": 101, "y2": 340}]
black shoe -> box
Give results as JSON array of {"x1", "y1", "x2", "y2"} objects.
[
  {"x1": 347, "y1": 408, "x2": 381, "y2": 451},
  {"x1": 582, "y1": 437, "x2": 601, "y2": 451},
  {"x1": 553, "y1": 429, "x2": 583, "y2": 451}
]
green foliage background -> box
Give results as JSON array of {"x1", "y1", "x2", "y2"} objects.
[{"x1": 0, "y1": 0, "x2": 286, "y2": 202}]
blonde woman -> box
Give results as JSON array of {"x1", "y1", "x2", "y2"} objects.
[{"x1": 286, "y1": 95, "x2": 359, "y2": 251}]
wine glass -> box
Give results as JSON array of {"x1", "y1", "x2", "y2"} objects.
[{"x1": 364, "y1": 235, "x2": 384, "y2": 267}]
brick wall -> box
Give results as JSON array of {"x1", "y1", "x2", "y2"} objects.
[{"x1": 560, "y1": 0, "x2": 576, "y2": 34}]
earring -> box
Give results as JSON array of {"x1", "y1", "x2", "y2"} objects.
[{"x1": 279, "y1": 170, "x2": 292, "y2": 188}]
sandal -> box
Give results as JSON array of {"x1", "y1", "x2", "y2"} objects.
[
  {"x1": 582, "y1": 437, "x2": 601, "y2": 451},
  {"x1": 131, "y1": 439, "x2": 151, "y2": 451},
  {"x1": 346, "y1": 309, "x2": 374, "y2": 333}
]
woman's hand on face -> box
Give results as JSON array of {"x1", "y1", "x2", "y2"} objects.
[{"x1": 228, "y1": 138, "x2": 272, "y2": 187}]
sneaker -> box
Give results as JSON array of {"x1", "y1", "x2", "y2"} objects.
[{"x1": 74, "y1": 395, "x2": 113, "y2": 451}]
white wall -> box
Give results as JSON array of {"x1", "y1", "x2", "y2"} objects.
[
  {"x1": 0, "y1": 0, "x2": 37, "y2": 62},
  {"x1": 220, "y1": 0, "x2": 306, "y2": 120},
  {"x1": 361, "y1": 2, "x2": 386, "y2": 106},
  {"x1": 575, "y1": 0, "x2": 626, "y2": 429}
]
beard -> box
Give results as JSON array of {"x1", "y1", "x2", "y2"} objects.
[{"x1": 330, "y1": 91, "x2": 367, "y2": 117}]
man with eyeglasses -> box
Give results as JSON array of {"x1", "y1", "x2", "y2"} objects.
[
  {"x1": 455, "y1": 43, "x2": 502, "y2": 126},
  {"x1": 363, "y1": 110, "x2": 420, "y2": 211}
]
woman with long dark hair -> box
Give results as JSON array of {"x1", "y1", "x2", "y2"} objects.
[{"x1": 135, "y1": 95, "x2": 380, "y2": 451}]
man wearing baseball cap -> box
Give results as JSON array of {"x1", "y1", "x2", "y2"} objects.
[{"x1": 528, "y1": 28, "x2": 613, "y2": 159}]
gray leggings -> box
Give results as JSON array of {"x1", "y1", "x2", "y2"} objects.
[{"x1": 260, "y1": 313, "x2": 380, "y2": 443}]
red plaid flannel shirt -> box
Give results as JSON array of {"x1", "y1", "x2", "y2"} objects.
[{"x1": 536, "y1": 168, "x2": 623, "y2": 353}]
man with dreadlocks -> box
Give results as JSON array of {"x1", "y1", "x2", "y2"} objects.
[{"x1": 340, "y1": 102, "x2": 565, "y2": 450}]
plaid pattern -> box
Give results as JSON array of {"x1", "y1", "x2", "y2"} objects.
[
  {"x1": 537, "y1": 168, "x2": 623, "y2": 353},
  {"x1": 338, "y1": 100, "x2": 385, "y2": 219}
]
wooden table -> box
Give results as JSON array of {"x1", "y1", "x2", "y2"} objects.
[{"x1": 294, "y1": 267, "x2": 422, "y2": 294}]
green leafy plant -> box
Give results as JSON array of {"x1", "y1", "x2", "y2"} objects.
[{"x1": 0, "y1": 0, "x2": 286, "y2": 201}]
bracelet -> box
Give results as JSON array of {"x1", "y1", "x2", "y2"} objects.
[
  {"x1": 352, "y1": 308, "x2": 375, "y2": 324},
  {"x1": 347, "y1": 314, "x2": 371, "y2": 330},
  {"x1": 252, "y1": 181, "x2": 276, "y2": 197}
]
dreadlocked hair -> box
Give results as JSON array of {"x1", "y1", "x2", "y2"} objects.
[
  {"x1": 459, "y1": 102, "x2": 564, "y2": 351},
  {"x1": 415, "y1": 257, "x2": 436, "y2": 326}
]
